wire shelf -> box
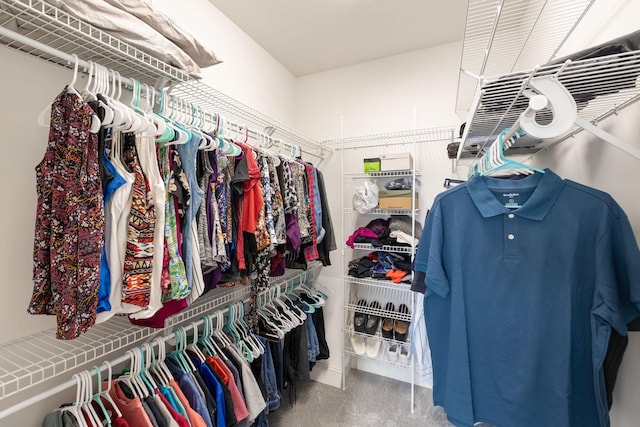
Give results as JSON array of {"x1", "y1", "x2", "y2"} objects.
[
  {"x1": 0, "y1": 265, "x2": 322, "y2": 400},
  {"x1": 344, "y1": 275, "x2": 412, "y2": 293},
  {"x1": 344, "y1": 328, "x2": 413, "y2": 368},
  {"x1": 323, "y1": 127, "x2": 454, "y2": 149},
  {"x1": 344, "y1": 303, "x2": 411, "y2": 323},
  {"x1": 344, "y1": 170, "x2": 421, "y2": 178},
  {"x1": 344, "y1": 208, "x2": 420, "y2": 216},
  {"x1": 170, "y1": 80, "x2": 324, "y2": 156},
  {"x1": 351, "y1": 243, "x2": 414, "y2": 254},
  {"x1": 458, "y1": 50, "x2": 640, "y2": 162},
  {"x1": 0, "y1": 0, "x2": 327, "y2": 159},
  {"x1": 456, "y1": 0, "x2": 595, "y2": 116},
  {"x1": 0, "y1": 0, "x2": 189, "y2": 85}
]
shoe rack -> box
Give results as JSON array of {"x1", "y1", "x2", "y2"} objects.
[{"x1": 324, "y1": 127, "x2": 454, "y2": 413}]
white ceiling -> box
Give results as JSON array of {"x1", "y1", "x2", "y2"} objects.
[{"x1": 207, "y1": 0, "x2": 468, "y2": 76}]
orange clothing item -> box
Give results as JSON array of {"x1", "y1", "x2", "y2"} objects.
[
  {"x1": 208, "y1": 355, "x2": 249, "y2": 423},
  {"x1": 236, "y1": 143, "x2": 264, "y2": 270},
  {"x1": 170, "y1": 379, "x2": 207, "y2": 427},
  {"x1": 385, "y1": 269, "x2": 408, "y2": 284}
]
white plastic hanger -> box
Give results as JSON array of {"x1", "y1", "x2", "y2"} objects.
[
  {"x1": 187, "y1": 322, "x2": 208, "y2": 362},
  {"x1": 61, "y1": 374, "x2": 88, "y2": 427},
  {"x1": 100, "y1": 361, "x2": 124, "y2": 419},
  {"x1": 79, "y1": 370, "x2": 102, "y2": 427}
]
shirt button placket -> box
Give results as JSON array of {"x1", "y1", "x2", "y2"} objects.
[{"x1": 505, "y1": 212, "x2": 518, "y2": 258}]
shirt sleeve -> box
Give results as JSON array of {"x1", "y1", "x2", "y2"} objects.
[
  {"x1": 412, "y1": 200, "x2": 451, "y2": 297},
  {"x1": 592, "y1": 204, "x2": 640, "y2": 335}
]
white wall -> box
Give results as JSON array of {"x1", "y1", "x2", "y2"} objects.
[
  {"x1": 296, "y1": 42, "x2": 463, "y2": 141},
  {"x1": 0, "y1": 1, "x2": 297, "y2": 425},
  {"x1": 154, "y1": 0, "x2": 298, "y2": 126}
]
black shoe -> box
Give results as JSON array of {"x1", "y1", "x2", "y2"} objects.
[
  {"x1": 354, "y1": 299, "x2": 367, "y2": 333},
  {"x1": 364, "y1": 301, "x2": 382, "y2": 335}
]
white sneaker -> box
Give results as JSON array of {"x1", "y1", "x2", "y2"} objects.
[
  {"x1": 387, "y1": 342, "x2": 399, "y2": 363},
  {"x1": 351, "y1": 333, "x2": 366, "y2": 355},
  {"x1": 398, "y1": 344, "x2": 411, "y2": 365},
  {"x1": 366, "y1": 336, "x2": 382, "y2": 358}
]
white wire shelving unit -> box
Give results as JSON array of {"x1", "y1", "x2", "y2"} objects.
[
  {"x1": 0, "y1": 0, "x2": 326, "y2": 159},
  {"x1": 0, "y1": 0, "x2": 330, "y2": 414},
  {"x1": 325, "y1": 127, "x2": 454, "y2": 414},
  {"x1": 456, "y1": 0, "x2": 596, "y2": 118}
]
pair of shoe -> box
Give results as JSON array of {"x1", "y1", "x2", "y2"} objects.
[
  {"x1": 354, "y1": 300, "x2": 382, "y2": 335},
  {"x1": 351, "y1": 333, "x2": 383, "y2": 358},
  {"x1": 352, "y1": 300, "x2": 383, "y2": 358},
  {"x1": 380, "y1": 303, "x2": 410, "y2": 342},
  {"x1": 386, "y1": 342, "x2": 411, "y2": 364}
]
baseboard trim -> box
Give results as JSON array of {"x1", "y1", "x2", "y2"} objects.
[{"x1": 310, "y1": 362, "x2": 342, "y2": 388}]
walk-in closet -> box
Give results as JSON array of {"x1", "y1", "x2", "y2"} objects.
[{"x1": 0, "y1": 1, "x2": 639, "y2": 426}]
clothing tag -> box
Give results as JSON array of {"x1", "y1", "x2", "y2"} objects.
[{"x1": 503, "y1": 192, "x2": 520, "y2": 208}]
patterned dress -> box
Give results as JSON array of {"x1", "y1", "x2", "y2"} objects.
[
  {"x1": 121, "y1": 134, "x2": 156, "y2": 308},
  {"x1": 29, "y1": 87, "x2": 105, "y2": 340}
]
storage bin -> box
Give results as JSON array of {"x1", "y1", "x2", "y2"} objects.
[
  {"x1": 363, "y1": 157, "x2": 381, "y2": 172},
  {"x1": 378, "y1": 189, "x2": 418, "y2": 209},
  {"x1": 380, "y1": 152, "x2": 413, "y2": 171}
]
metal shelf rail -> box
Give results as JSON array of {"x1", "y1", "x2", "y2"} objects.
[
  {"x1": 0, "y1": 0, "x2": 328, "y2": 160},
  {"x1": 456, "y1": 49, "x2": 640, "y2": 167},
  {"x1": 323, "y1": 127, "x2": 454, "y2": 150},
  {"x1": 0, "y1": 0, "x2": 189, "y2": 85},
  {"x1": 0, "y1": 262, "x2": 322, "y2": 419},
  {"x1": 456, "y1": 0, "x2": 595, "y2": 118}
]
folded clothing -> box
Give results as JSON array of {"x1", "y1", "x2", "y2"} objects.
[
  {"x1": 386, "y1": 269, "x2": 409, "y2": 283},
  {"x1": 390, "y1": 230, "x2": 419, "y2": 247},
  {"x1": 346, "y1": 227, "x2": 379, "y2": 248},
  {"x1": 389, "y1": 215, "x2": 423, "y2": 239},
  {"x1": 365, "y1": 218, "x2": 391, "y2": 238}
]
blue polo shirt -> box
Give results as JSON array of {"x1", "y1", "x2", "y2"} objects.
[{"x1": 413, "y1": 170, "x2": 640, "y2": 427}]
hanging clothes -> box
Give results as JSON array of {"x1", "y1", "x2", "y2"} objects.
[
  {"x1": 29, "y1": 87, "x2": 105, "y2": 340},
  {"x1": 121, "y1": 133, "x2": 156, "y2": 309},
  {"x1": 413, "y1": 170, "x2": 640, "y2": 427}
]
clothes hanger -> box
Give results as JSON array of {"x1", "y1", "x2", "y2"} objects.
[
  {"x1": 90, "y1": 366, "x2": 111, "y2": 427},
  {"x1": 100, "y1": 361, "x2": 124, "y2": 419},
  {"x1": 95, "y1": 64, "x2": 115, "y2": 126},
  {"x1": 80, "y1": 370, "x2": 102, "y2": 427},
  {"x1": 256, "y1": 291, "x2": 286, "y2": 340},
  {"x1": 150, "y1": 337, "x2": 174, "y2": 387},
  {"x1": 37, "y1": 54, "x2": 80, "y2": 127},
  {"x1": 236, "y1": 301, "x2": 266, "y2": 356},
  {"x1": 223, "y1": 304, "x2": 254, "y2": 361},
  {"x1": 63, "y1": 374, "x2": 88, "y2": 427},
  {"x1": 119, "y1": 350, "x2": 145, "y2": 399},
  {"x1": 187, "y1": 321, "x2": 208, "y2": 362},
  {"x1": 213, "y1": 310, "x2": 235, "y2": 349},
  {"x1": 197, "y1": 315, "x2": 217, "y2": 357},
  {"x1": 170, "y1": 328, "x2": 197, "y2": 374},
  {"x1": 479, "y1": 129, "x2": 545, "y2": 177}
]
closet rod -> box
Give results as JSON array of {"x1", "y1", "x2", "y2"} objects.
[
  {"x1": 0, "y1": 265, "x2": 316, "y2": 420},
  {"x1": 0, "y1": 306, "x2": 231, "y2": 420},
  {"x1": 0, "y1": 25, "x2": 329, "y2": 163},
  {"x1": 0, "y1": 25, "x2": 136, "y2": 88}
]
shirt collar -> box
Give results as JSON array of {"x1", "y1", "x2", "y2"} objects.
[{"x1": 466, "y1": 169, "x2": 564, "y2": 221}]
